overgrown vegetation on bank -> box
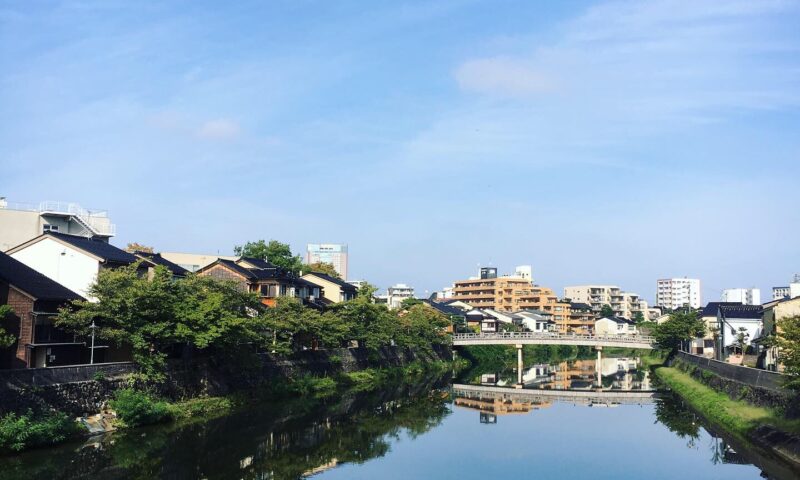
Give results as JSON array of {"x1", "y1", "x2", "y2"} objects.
[
  {"x1": 654, "y1": 365, "x2": 800, "y2": 437},
  {"x1": 55, "y1": 264, "x2": 451, "y2": 381},
  {"x1": 0, "y1": 410, "x2": 83, "y2": 454}
]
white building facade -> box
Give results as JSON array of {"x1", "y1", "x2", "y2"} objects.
[
  {"x1": 721, "y1": 288, "x2": 761, "y2": 305},
  {"x1": 656, "y1": 278, "x2": 701, "y2": 310},
  {"x1": 563, "y1": 285, "x2": 648, "y2": 320},
  {"x1": 386, "y1": 283, "x2": 414, "y2": 309}
]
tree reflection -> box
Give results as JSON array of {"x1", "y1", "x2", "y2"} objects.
[{"x1": 654, "y1": 394, "x2": 700, "y2": 447}]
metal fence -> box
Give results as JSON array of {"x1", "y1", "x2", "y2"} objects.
[{"x1": 675, "y1": 351, "x2": 785, "y2": 392}]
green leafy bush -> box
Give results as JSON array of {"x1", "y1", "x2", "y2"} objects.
[
  {"x1": 0, "y1": 410, "x2": 81, "y2": 453},
  {"x1": 110, "y1": 389, "x2": 171, "y2": 427}
]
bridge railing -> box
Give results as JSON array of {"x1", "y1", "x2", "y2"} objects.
[{"x1": 451, "y1": 332, "x2": 656, "y2": 345}]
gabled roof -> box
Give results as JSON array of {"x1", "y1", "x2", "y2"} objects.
[
  {"x1": 421, "y1": 299, "x2": 466, "y2": 317},
  {"x1": 598, "y1": 316, "x2": 636, "y2": 325},
  {"x1": 10, "y1": 232, "x2": 138, "y2": 265},
  {"x1": 719, "y1": 304, "x2": 763, "y2": 319},
  {"x1": 701, "y1": 302, "x2": 742, "y2": 317},
  {"x1": 302, "y1": 271, "x2": 358, "y2": 292},
  {"x1": 201, "y1": 259, "x2": 302, "y2": 284},
  {"x1": 0, "y1": 252, "x2": 83, "y2": 301},
  {"x1": 134, "y1": 252, "x2": 190, "y2": 277},
  {"x1": 236, "y1": 257, "x2": 276, "y2": 269}
]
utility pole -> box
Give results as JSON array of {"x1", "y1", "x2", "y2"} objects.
[{"x1": 89, "y1": 320, "x2": 96, "y2": 364}]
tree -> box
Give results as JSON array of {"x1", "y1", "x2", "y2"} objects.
[
  {"x1": 234, "y1": 240, "x2": 303, "y2": 273},
  {"x1": 734, "y1": 327, "x2": 750, "y2": 365},
  {"x1": 776, "y1": 315, "x2": 800, "y2": 389},
  {"x1": 125, "y1": 242, "x2": 154, "y2": 253},
  {"x1": 0, "y1": 305, "x2": 15, "y2": 348},
  {"x1": 302, "y1": 262, "x2": 341, "y2": 278},
  {"x1": 653, "y1": 310, "x2": 705, "y2": 352},
  {"x1": 633, "y1": 311, "x2": 645, "y2": 324},
  {"x1": 400, "y1": 298, "x2": 423, "y2": 310},
  {"x1": 56, "y1": 263, "x2": 262, "y2": 380},
  {"x1": 599, "y1": 304, "x2": 615, "y2": 318}
]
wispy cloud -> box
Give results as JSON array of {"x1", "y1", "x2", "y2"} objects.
[{"x1": 196, "y1": 118, "x2": 241, "y2": 140}]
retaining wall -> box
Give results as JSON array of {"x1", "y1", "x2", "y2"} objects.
[
  {"x1": 0, "y1": 346, "x2": 451, "y2": 416},
  {"x1": 674, "y1": 351, "x2": 784, "y2": 392}
]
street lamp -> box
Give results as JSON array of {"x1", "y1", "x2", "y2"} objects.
[{"x1": 89, "y1": 320, "x2": 97, "y2": 364}]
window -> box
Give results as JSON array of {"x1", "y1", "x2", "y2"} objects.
[{"x1": 43, "y1": 224, "x2": 59, "y2": 232}]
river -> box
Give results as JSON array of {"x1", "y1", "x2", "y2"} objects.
[{"x1": 2, "y1": 355, "x2": 798, "y2": 479}]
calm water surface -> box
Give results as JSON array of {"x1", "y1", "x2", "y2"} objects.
[{"x1": 2, "y1": 357, "x2": 797, "y2": 479}]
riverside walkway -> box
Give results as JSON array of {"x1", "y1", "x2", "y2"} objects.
[{"x1": 452, "y1": 332, "x2": 656, "y2": 350}]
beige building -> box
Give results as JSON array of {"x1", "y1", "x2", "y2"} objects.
[
  {"x1": 0, "y1": 198, "x2": 115, "y2": 251},
  {"x1": 758, "y1": 296, "x2": 800, "y2": 372},
  {"x1": 306, "y1": 244, "x2": 348, "y2": 280},
  {"x1": 452, "y1": 275, "x2": 570, "y2": 329},
  {"x1": 301, "y1": 272, "x2": 359, "y2": 304},
  {"x1": 159, "y1": 251, "x2": 236, "y2": 273},
  {"x1": 564, "y1": 285, "x2": 648, "y2": 320}
]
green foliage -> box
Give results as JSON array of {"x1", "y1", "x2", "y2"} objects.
[
  {"x1": 110, "y1": 389, "x2": 172, "y2": 427},
  {"x1": 633, "y1": 311, "x2": 645, "y2": 324},
  {"x1": 302, "y1": 262, "x2": 341, "y2": 278},
  {"x1": 234, "y1": 240, "x2": 303, "y2": 273},
  {"x1": 777, "y1": 315, "x2": 800, "y2": 389},
  {"x1": 0, "y1": 304, "x2": 15, "y2": 348},
  {"x1": 400, "y1": 297, "x2": 423, "y2": 309},
  {"x1": 56, "y1": 264, "x2": 263, "y2": 380},
  {"x1": 92, "y1": 370, "x2": 107, "y2": 382},
  {"x1": 599, "y1": 304, "x2": 615, "y2": 318},
  {"x1": 653, "y1": 310, "x2": 705, "y2": 351},
  {"x1": 289, "y1": 375, "x2": 338, "y2": 398},
  {"x1": 0, "y1": 410, "x2": 81, "y2": 453}
]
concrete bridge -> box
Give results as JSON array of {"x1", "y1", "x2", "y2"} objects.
[
  {"x1": 451, "y1": 383, "x2": 660, "y2": 406},
  {"x1": 452, "y1": 332, "x2": 656, "y2": 350}
]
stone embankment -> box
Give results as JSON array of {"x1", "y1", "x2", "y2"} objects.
[{"x1": 0, "y1": 345, "x2": 451, "y2": 417}]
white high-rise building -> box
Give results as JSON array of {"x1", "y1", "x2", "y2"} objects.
[
  {"x1": 772, "y1": 275, "x2": 800, "y2": 301},
  {"x1": 386, "y1": 283, "x2": 415, "y2": 309},
  {"x1": 306, "y1": 243, "x2": 348, "y2": 280},
  {"x1": 721, "y1": 288, "x2": 761, "y2": 305},
  {"x1": 656, "y1": 278, "x2": 701, "y2": 310}
]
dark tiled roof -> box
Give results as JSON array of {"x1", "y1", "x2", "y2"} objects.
[
  {"x1": 213, "y1": 259, "x2": 299, "y2": 284},
  {"x1": 0, "y1": 252, "x2": 83, "y2": 301},
  {"x1": 701, "y1": 302, "x2": 742, "y2": 317},
  {"x1": 45, "y1": 232, "x2": 137, "y2": 265},
  {"x1": 719, "y1": 304, "x2": 763, "y2": 319},
  {"x1": 302, "y1": 271, "x2": 358, "y2": 291},
  {"x1": 238, "y1": 257, "x2": 276, "y2": 269},
  {"x1": 421, "y1": 299, "x2": 466, "y2": 317},
  {"x1": 134, "y1": 252, "x2": 190, "y2": 276}
]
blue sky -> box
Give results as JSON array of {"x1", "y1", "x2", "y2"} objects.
[{"x1": 2, "y1": 0, "x2": 799, "y2": 302}]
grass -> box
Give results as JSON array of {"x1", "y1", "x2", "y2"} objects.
[{"x1": 653, "y1": 363, "x2": 800, "y2": 438}]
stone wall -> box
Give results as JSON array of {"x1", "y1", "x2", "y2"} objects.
[
  {"x1": 675, "y1": 351, "x2": 785, "y2": 392},
  {"x1": 0, "y1": 345, "x2": 451, "y2": 417},
  {"x1": 667, "y1": 355, "x2": 800, "y2": 417}
]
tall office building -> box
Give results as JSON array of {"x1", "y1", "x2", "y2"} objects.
[
  {"x1": 656, "y1": 278, "x2": 701, "y2": 310},
  {"x1": 306, "y1": 243, "x2": 348, "y2": 280},
  {"x1": 721, "y1": 288, "x2": 761, "y2": 305}
]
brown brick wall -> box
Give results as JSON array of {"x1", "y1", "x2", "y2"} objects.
[{"x1": 8, "y1": 288, "x2": 34, "y2": 368}]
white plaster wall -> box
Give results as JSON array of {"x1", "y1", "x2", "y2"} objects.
[
  {"x1": 10, "y1": 238, "x2": 99, "y2": 300},
  {"x1": 721, "y1": 319, "x2": 762, "y2": 349}
]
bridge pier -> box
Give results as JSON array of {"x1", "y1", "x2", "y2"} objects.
[
  {"x1": 516, "y1": 344, "x2": 524, "y2": 388},
  {"x1": 595, "y1": 347, "x2": 603, "y2": 389}
]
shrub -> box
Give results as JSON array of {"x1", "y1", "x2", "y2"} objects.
[
  {"x1": 92, "y1": 370, "x2": 107, "y2": 382},
  {"x1": 0, "y1": 410, "x2": 81, "y2": 453},
  {"x1": 110, "y1": 389, "x2": 171, "y2": 427}
]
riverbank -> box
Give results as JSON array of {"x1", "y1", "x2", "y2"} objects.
[
  {"x1": 650, "y1": 356, "x2": 800, "y2": 468},
  {"x1": 0, "y1": 346, "x2": 456, "y2": 455}
]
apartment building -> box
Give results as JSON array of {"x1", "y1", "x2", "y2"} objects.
[
  {"x1": 0, "y1": 197, "x2": 115, "y2": 251},
  {"x1": 563, "y1": 285, "x2": 648, "y2": 320},
  {"x1": 721, "y1": 288, "x2": 761, "y2": 305},
  {"x1": 772, "y1": 275, "x2": 800, "y2": 300},
  {"x1": 452, "y1": 269, "x2": 570, "y2": 329},
  {"x1": 306, "y1": 244, "x2": 348, "y2": 280},
  {"x1": 386, "y1": 283, "x2": 414, "y2": 309},
  {"x1": 656, "y1": 278, "x2": 701, "y2": 310}
]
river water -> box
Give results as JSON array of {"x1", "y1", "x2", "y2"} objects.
[{"x1": 2, "y1": 356, "x2": 798, "y2": 479}]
